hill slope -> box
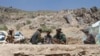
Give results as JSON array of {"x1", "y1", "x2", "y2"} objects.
[
  {"x1": 0, "y1": 6, "x2": 100, "y2": 30},
  {"x1": 0, "y1": 6, "x2": 100, "y2": 39}
]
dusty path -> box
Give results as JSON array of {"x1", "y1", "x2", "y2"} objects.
[{"x1": 0, "y1": 44, "x2": 100, "y2": 56}]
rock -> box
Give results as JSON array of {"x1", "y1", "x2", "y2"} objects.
[
  {"x1": 14, "y1": 52, "x2": 29, "y2": 56},
  {"x1": 78, "y1": 51, "x2": 86, "y2": 55},
  {"x1": 90, "y1": 6, "x2": 98, "y2": 13}
]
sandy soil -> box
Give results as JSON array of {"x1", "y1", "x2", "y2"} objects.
[{"x1": 0, "y1": 44, "x2": 100, "y2": 56}]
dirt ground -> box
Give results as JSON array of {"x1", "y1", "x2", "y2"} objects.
[{"x1": 0, "y1": 44, "x2": 100, "y2": 56}]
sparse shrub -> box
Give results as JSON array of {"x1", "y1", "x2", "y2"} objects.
[
  {"x1": 31, "y1": 15, "x2": 35, "y2": 18},
  {"x1": 51, "y1": 26, "x2": 56, "y2": 29},
  {"x1": 26, "y1": 20, "x2": 31, "y2": 25},
  {"x1": 40, "y1": 24, "x2": 52, "y2": 32},
  {"x1": 0, "y1": 25, "x2": 8, "y2": 30},
  {"x1": 16, "y1": 25, "x2": 20, "y2": 30}
]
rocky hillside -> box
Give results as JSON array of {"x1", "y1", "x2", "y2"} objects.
[
  {"x1": 0, "y1": 6, "x2": 100, "y2": 56},
  {"x1": 0, "y1": 6, "x2": 100, "y2": 30}
]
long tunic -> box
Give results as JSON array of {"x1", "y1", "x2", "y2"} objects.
[{"x1": 30, "y1": 31, "x2": 41, "y2": 44}]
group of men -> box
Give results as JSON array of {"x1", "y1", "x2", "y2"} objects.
[
  {"x1": 5, "y1": 28, "x2": 97, "y2": 44},
  {"x1": 30, "y1": 28, "x2": 97, "y2": 45},
  {"x1": 30, "y1": 28, "x2": 67, "y2": 44}
]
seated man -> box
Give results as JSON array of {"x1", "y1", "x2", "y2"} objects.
[
  {"x1": 44, "y1": 31, "x2": 52, "y2": 44},
  {"x1": 53, "y1": 28, "x2": 66, "y2": 44},
  {"x1": 6, "y1": 29, "x2": 14, "y2": 43},
  {"x1": 81, "y1": 29, "x2": 96, "y2": 44},
  {"x1": 30, "y1": 29, "x2": 43, "y2": 44}
]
